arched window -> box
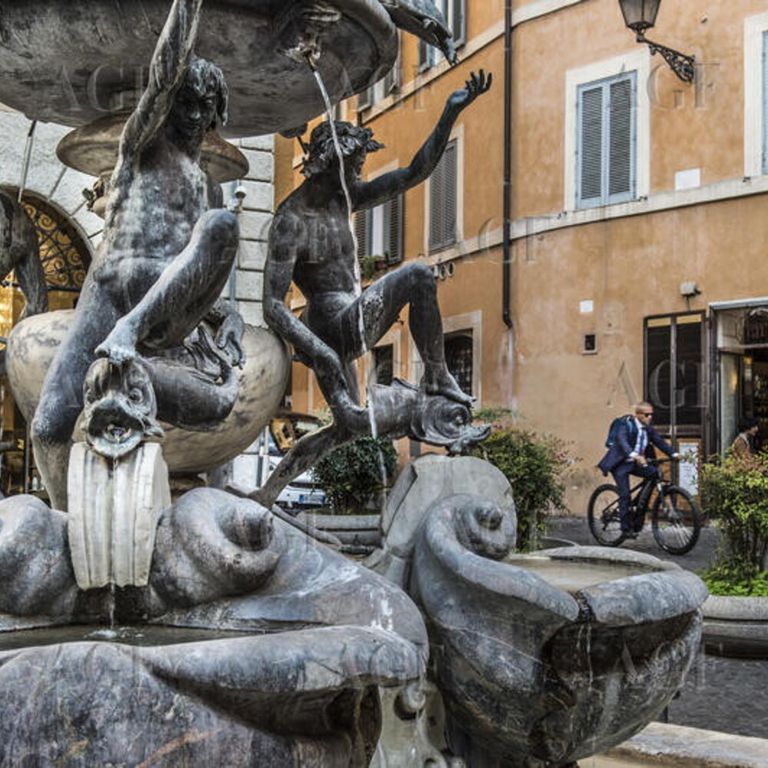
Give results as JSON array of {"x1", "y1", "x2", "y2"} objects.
[{"x1": 20, "y1": 194, "x2": 91, "y2": 295}]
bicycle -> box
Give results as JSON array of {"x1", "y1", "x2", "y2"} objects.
[{"x1": 587, "y1": 459, "x2": 702, "y2": 555}]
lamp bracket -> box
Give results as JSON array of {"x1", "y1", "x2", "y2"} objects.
[{"x1": 637, "y1": 33, "x2": 695, "y2": 83}]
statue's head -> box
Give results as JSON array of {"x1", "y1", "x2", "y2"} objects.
[
  {"x1": 302, "y1": 121, "x2": 384, "y2": 179},
  {"x1": 169, "y1": 56, "x2": 229, "y2": 147}
]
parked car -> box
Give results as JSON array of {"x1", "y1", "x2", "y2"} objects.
[{"x1": 254, "y1": 412, "x2": 327, "y2": 510}]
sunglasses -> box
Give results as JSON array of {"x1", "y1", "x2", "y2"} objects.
[{"x1": 639, "y1": 412, "x2": 654, "y2": 417}]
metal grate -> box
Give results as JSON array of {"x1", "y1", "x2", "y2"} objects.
[{"x1": 21, "y1": 196, "x2": 90, "y2": 291}]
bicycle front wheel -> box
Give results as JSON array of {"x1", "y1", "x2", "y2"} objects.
[
  {"x1": 587, "y1": 484, "x2": 625, "y2": 547},
  {"x1": 651, "y1": 486, "x2": 702, "y2": 555}
]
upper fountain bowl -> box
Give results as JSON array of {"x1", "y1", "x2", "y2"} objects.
[{"x1": 0, "y1": 0, "x2": 397, "y2": 136}]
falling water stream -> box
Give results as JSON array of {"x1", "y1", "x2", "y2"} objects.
[{"x1": 311, "y1": 67, "x2": 389, "y2": 513}]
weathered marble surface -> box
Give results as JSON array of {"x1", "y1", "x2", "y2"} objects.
[
  {"x1": 0, "y1": 487, "x2": 430, "y2": 765},
  {"x1": 366, "y1": 454, "x2": 516, "y2": 586},
  {"x1": 0, "y1": 496, "x2": 77, "y2": 623},
  {"x1": 6, "y1": 310, "x2": 289, "y2": 475},
  {"x1": 407, "y1": 495, "x2": 708, "y2": 768},
  {"x1": 68, "y1": 443, "x2": 171, "y2": 590},
  {"x1": 0, "y1": 488, "x2": 428, "y2": 650},
  {"x1": 0, "y1": 626, "x2": 421, "y2": 767},
  {"x1": 0, "y1": 0, "x2": 398, "y2": 136}
]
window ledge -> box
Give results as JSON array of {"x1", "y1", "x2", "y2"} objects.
[{"x1": 516, "y1": 175, "x2": 768, "y2": 240}]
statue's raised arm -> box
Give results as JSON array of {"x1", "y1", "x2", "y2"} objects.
[
  {"x1": 351, "y1": 70, "x2": 491, "y2": 211},
  {"x1": 117, "y1": 0, "x2": 204, "y2": 167}
]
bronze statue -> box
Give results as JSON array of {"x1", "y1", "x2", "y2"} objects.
[
  {"x1": 264, "y1": 70, "x2": 492, "y2": 435},
  {"x1": 31, "y1": 0, "x2": 243, "y2": 510},
  {"x1": 0, "y1": 190, "x2": 48, "y2": 319}
]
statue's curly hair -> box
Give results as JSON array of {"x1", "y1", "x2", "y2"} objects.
[
  {"x1": 302, "y1": 121, "x2": 384, "y2": 178},
  {"x1": 183, "y1": 56, "x2": 229, "y2": 129}
]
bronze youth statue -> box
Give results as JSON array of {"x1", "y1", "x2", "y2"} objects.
[
  {"x1": 264, "y1": 70, "x2": 492, "y2": 433},
  {"x1": 32, "y1": 0, "x2": 243, "y2": 510}
]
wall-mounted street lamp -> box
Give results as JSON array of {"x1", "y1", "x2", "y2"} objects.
[{"x1": 619, "y1": 0, "x2": 695, "y2": 83}]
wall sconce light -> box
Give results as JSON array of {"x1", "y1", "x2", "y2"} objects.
[{"x1": 618, "y1": 0, "x2": 695, "y2": 83}]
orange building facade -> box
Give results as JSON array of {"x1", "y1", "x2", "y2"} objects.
[{"x1": 275, "y1": 0, "x2": 768, "y2": 512}]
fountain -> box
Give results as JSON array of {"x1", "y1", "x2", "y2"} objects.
[{"x1": 0, "y1": 1, "x2": 707, "y2": 766}]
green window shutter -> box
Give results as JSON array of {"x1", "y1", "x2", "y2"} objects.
[{"x1": 429, "y1": 140, "x2": 458, "y2": 251}]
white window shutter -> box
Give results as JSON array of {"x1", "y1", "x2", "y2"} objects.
[{"x1": 578, "y1": 85, "x2": 604, "y2": 205}]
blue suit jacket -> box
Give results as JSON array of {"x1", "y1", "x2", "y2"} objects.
[{"x1": 598, "y1": 417, "x2": 675, "y2": 476}]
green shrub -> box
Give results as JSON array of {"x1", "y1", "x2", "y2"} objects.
[
  {"x1": 700, "y1": 563, "x2": 768, "y2": 598},
  {"x1": 312, "y1": 436, "x2": 397, "y2": 514},
  {"x1": 470, "y1": 417, "x2": 570, "y2": 550},
  {"x1": 700, "y1": 452, "x2": 768, "y2": 580}
]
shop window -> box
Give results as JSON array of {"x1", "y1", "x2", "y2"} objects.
[
  {"x1": 644, "y1": 314, "x2": 704, "y2": 432},
  {"x1": 429, "y1": 139, "x2": 458, "y2": 252},
  {"x1": 576, "y1": 72, "x2": 637, "y2": 208},
  {"x1": 444, "y1": 330, "x2": 473, "y2": 398}
]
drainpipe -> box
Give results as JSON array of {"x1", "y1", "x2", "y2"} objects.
[{"x1": 502, "y1": 0, "x2": 513, "y2": 329}]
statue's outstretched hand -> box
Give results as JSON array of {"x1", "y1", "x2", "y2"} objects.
[{"x1": 448, "y1": 70, "x2": 492, "y2": 111}]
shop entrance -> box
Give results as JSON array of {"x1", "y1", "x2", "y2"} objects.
[{"x1": 712, "y1": 301, "x2": 768, "y2": 453}]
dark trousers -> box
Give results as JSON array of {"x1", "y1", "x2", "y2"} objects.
[{"x1": 612, "y1": 462, "x2": 660, "y2": 532}]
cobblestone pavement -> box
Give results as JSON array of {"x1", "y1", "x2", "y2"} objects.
[{"x1": 548, "y1": 516, "x2": 768, "y2": 740}]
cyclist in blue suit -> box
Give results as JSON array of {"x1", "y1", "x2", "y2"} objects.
[{"x1": 598, "y1": 402, "x2": 679, "y2": 537}]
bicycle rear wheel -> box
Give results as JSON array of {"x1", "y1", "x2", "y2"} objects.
[
  {"x1": 651, "y1": 486, "x2": 702, "y2": 555},
  {"x1": 587, "y1": 484, "x2": 625, "y2": 546}
]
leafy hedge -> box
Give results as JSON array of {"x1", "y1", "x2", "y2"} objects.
[
  {"x1": 312, "y1": 436, "x2": 397, "y2": 514},
  {"x1": 699, "y1": 451, "x2": 768, "y2": 595},
  {"x1": 470, "y1": 411, "x2": 571, "y2": 550},
  {"x1": 700, "y1": 564, "x2": 768, "y2": 598}
]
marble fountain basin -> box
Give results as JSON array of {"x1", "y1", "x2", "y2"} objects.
[
  {"x1": 410, "y1": 497, "x2": 709, "y2": 768},
  {"x1": 0, "y1": 0, "x2": 397, "y2": 137},
  {"x1": 0, "y1": 490, "x2": 427, "y2": 766}
]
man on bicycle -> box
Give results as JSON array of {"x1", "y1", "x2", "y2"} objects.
[{"x1": 598, "y1": 402, "x2": 679, "y2": 538}]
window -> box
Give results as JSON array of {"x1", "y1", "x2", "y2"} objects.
[
  {"x1": 444, "y1": 331, "x2": 473, "y2": 398},
  {"x1": 744, "y1": 13, "x2": 768, "y2": 176},
  {"x1": 429, "y1": 139, "x2": 457, "y2": 252},
  {"x1": 354, "y1": 195, "x2": 404, "y2": 265},
  {"x1": 763, "y1": 31, "x2": 768, "y2": 173},
  {"x1": 372, "y1": 345, "x2": 394, "y2": 386},
  {"x1": 359, "y1": 38, "x2": 401, "y2": 112},
  {"x1": 576, "y1": 72, "x2": 637, "y2": 208},
  {"x1": 644, "y1": 314, "x2": 704, "y2": 432},
  {"x1": 419, "y1": 0, "x2": 466, "y2": 70}
]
